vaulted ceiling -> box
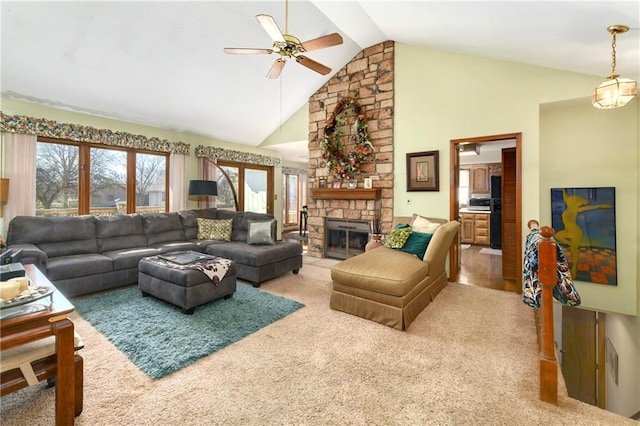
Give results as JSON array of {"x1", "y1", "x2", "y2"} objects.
[{"x1": 2, "y1": 1, "x2": 638, "y2": 162}]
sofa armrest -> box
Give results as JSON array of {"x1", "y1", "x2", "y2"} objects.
[{"x1": 7, "y1": 243, "x2": 48, "y2": 273}]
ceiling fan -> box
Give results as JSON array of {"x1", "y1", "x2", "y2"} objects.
[{"x1": 223, "y1": 0, "x2": 343, "y2": 79}]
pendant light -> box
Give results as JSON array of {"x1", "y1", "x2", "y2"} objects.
[{"x1": 592, "y1": 25, "x2": 637, "y2": 109}]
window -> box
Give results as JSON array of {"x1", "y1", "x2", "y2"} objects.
[
  {"x1": 282, "y1": 173, "x2": 299, "y2": 227},
  {"x1": 216, "y1": 161, "x2": 273, "y2": 214},
  {"x1": 459, "y1": 169, "x2": 470, "y2": 206},
  {"x1": 36, "y1": 137, "x2": 168, "y2": 216}
]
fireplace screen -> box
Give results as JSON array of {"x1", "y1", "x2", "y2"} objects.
[{"x1": 325, "y1": 218, "x2": 370, "y2": 260}]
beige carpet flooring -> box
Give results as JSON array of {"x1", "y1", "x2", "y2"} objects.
[{"x1": 0, "y1": 256, "x2": 633, "y2": 425}]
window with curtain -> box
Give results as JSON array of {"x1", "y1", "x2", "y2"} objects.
[
  {"x1": 216, "y1": 160, "x2": 273, "y2": 214},
  {"x1": 35, "y1": 137, "x2": 168, "y2": 216},
  {"x1": 282, "y1": 173, "x2": 299, "y2": 227}
]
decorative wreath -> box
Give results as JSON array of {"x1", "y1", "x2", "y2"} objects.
[{"x1": 320, "y1": 97, "x2": 373, "y2": 180}]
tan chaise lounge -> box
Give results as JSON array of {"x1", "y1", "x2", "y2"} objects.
[{"x1": 330, "y1": 217, "x2": 460, "y2": 330}]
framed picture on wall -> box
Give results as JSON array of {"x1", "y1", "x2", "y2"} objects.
[
  {"x1": 406, "y1": 151, "x2": 439, "y2": 191},
  {"x1": 551, "y1": 186, "x2": 617, "y2": 285}
]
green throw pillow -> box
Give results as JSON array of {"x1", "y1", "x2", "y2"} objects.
[
  {"x1": 400, "y1": 231, "x2": 433, "y2": 259},
  {"x1": 384, "y1": 224, "x2": 412, "y2": 249}
]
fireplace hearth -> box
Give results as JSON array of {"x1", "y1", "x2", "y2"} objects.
[{"x1": 324, "y1": 218, "x2": 370, "y2": 260}]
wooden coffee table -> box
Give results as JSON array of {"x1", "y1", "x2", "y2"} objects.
[{"x1": 0, "y1": 264, "x2": 77, "y2": 425}]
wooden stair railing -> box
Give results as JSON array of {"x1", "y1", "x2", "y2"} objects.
[{"x1": 527, "y1": 219, "x2": 558, "y2": 405}]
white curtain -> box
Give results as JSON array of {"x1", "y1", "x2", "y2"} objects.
[
  {"x1": 169, "y1": 152, "x2": 187, "y2": 212},
  {"x1": 2, "y1": 133, "x2": 37, "y2": 232},
  {"x1": 201, "y1": 157, "x2": 217, "y2": 209}
]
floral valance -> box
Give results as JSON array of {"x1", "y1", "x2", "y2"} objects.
[
  {"x1": 195, "y1": 145, "x2": 281, "y2": 167},
  {"x1": 0, "y1": 112, "x2": 190, "y2": 154}
]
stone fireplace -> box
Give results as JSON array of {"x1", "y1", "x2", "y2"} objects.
[
  {"x1": 306, "y1": 41, "x2": 395, "y2": 258},
  {"x1": 324, "y1": 218, "x2": 370, "y2": 260}
]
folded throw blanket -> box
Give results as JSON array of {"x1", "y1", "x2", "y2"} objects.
[
  {"x1": 145, "y1": 252, "x2": 232, "y2": 284},
  {"x1": 522, "y1": 228, "x2": 581, "y2": 308}
]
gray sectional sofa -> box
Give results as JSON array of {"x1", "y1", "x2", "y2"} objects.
[{"x1": 5, "y1": 209, "x2": 303, "y2": 297}]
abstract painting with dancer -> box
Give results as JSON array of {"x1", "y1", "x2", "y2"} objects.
[{"x1": 551, "y1": 187, "x2": 616, "y2": 285}]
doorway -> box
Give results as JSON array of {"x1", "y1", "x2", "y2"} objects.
[{"x1": 448, "y1": 133, "x2": 522, "y2": 292}]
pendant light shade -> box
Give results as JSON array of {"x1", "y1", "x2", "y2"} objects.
[
  {"x1": 592, "y1": 77, "x2": 637, "y2": 109},
  {"x1": 592, "y1": 25, "x2": 637, "y2": 109}
]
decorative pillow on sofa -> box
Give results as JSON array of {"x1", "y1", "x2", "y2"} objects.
[
  {"x1": 247, "y1": 219, "x2": 276, "y2": 245},
  {"x1": 197, "y1": 218, "x2": 232, "y2": 241},
  {"x1": 410, "y1": 214, "x2": 441, "y2": 233},
  {"x1": 384, "y1": 224, "x2": 412, "y2": 249},
  {"x1": 400, "y1": 231, "x2": 433, "y2": 259}
]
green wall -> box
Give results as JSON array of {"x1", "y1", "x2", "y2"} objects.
[{"x1": 0, "y1": 97, "x2": 286, "y2": 233}]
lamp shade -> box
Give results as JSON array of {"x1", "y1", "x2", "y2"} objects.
[
  {"x1": 592, "y1": 77, "x2": 638, "y2": 109},
  {"x1": 188, "y1": 180, "x2": 218, "y2": 196}
]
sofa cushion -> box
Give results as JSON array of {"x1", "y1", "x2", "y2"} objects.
[
  {"x1": 142, "y1": 212, "x2": 185, "y2": 246},
  {"x1": 38, "y1": 216, "x2": 100, "y2": 257},
  {"x1": 7, "y1": 215, "x2": 96, "y2": 245},
  {"x1": 46, "y1": 254, "x2": 113, "y2": 281},
  {"x1": 247, "y1": 219, "x2": 276, "y2": 245},
  {"x1": 96, "y1": 214, "x2": 146, "y2": 252},
  {"x1": 103, "y1": 247, "x2": 162, "y2": 270}
]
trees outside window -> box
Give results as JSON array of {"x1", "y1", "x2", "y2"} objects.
[{"x1": 36, "y1": 138, "x2": 168, "y2": 216}]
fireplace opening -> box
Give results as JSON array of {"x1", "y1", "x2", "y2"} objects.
[{"x1": 324, "y1": 218, "x2": 370, "y2": 260}]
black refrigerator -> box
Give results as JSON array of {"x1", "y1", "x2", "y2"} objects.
[{"x1": 490, "y1": 176, "x2": 502, "y2": 249}]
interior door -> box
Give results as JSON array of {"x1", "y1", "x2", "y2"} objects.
[
  {"x1": 501, "y1": 148, "x2": 517, "y2": 280},
  {"x1": 561, "y1": 306, "x2": 602, "y2": 406}
]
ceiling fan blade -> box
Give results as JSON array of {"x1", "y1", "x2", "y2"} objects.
[
  {"x1": 295, "y1": 55, "x2": 331, "y2": 75},
  {"x1": 301, "y1": 33, "x2": 343, "y2": 52},
  {"x1": 267, "y1": 58, "x2": 286, "y2": 79},
  {"x1": 256, "y1": 14, "x2": 285, "y2": 43},
  {"x1": 223, "y1": 48, "x2": 273, "y2": 55}
]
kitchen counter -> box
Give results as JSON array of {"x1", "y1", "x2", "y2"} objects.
[{"x1": 459, "y1": 208, "x2": 490, "y2": 214}]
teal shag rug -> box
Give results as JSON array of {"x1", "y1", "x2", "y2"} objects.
[{"x1": 73, "y1": 284, "x2": 304, "y2": 379}]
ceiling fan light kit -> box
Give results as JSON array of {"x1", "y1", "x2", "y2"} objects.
[
  {"x1": 224, "y1": 1, "x2": 343, "y2": 79},
  {"x1": 592, "y1": 25, "x2": 638, "y2": 109}
]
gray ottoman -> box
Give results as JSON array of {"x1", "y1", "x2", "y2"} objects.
[{"x1": 138, "y1": 253, "x2": 237, "y2": 314}]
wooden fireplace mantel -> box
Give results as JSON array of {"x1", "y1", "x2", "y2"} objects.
[{"x1": 311, "y1": 188, "x2": 380, "y2": 200}]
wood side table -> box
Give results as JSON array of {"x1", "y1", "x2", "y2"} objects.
[{"x1": 1, "y1": 264, "x2": 76, "y2": 425}]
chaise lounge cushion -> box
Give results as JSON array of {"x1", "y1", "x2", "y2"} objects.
[{"x1": 204, "y1": 241, "x2": 300, "y2": 267}]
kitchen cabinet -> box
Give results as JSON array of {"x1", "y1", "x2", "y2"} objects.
[
  {"x1": 460, "y1": 212, "x2": 490, "y2": 245},
  {"x1": 461, "y1": 214, "x2": 475, "y2": 244},
  {"x1": 471, "y1": 165, "x2": 489, "y2": 193}
]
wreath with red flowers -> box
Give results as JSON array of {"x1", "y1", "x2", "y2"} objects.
[{"x1": 320, "y1": 97, "x2": 373, "y2": 180}]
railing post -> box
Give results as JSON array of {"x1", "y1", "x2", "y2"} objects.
[{"x1": 538, "y1": 225, "x2": 558, "y2": 405}]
